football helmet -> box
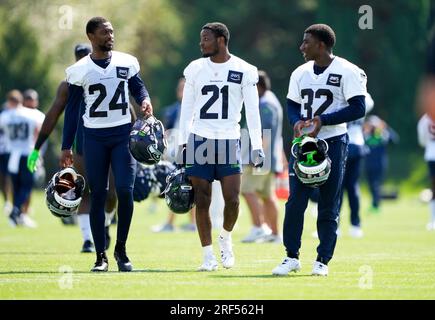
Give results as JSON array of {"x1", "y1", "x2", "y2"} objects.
[
  {"x1": 133, "y1": 164, "x2": 155, "y2": 202},
  {"x1": 153, "y1": 161, "x2": 176, "y2": 198},
  {"x1": 129, "y1": 115, "x2": 167, "y2": 165},
  {"x1": 291, "y1": 135, "x2": 331, "y2": 188},
  {"x1": 163, "y1": 167, "x2": 195, "y2": 214},
  {"x1": 45, "y1": 167, "x2": 85, "y2": 218}
]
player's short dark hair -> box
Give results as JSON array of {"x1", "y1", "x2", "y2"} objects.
[
  {"x1": 86, "y1": 17, "x2": 109, "y2": 34},
  {"x1": 304, "y1": 24, "x2": 336, "y2": 49},
  {"x1": 258, "y1": 70, "x2": 271, "y2": 90},
  {"x1": 202, "y1": 22, "x2": 230, "y2": 45}
]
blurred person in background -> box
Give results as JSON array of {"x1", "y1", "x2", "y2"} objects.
[
  {"x1": 152, "y1": 77, "x2": 196, "y2": 233},
  {"x1": 363, "y1": 115, "x2": 399, "y2": 213},
  {"x1": 0, "y1": 97, "x2": 13, "y2": 216},
  {"x1": 338, "y1": 93, "x2": 374, "y2": 238},
  {"x1": 0, "y1": 89, "x2": 45, "y2": 228},
  {"x1": 241, "y1": 70, "x2": 283, "y2": 244},
  {"x1": 417, "y1": 113, "x2": 435, "y2": 230}
]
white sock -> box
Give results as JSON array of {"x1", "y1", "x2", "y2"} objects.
[
  {"x1": 203, "y1": 245, "x2": 214, "y2": 259},
  {"x1": 430, "y1": 200, "x2": 435, "y2": 223},
  {"x1": 220, "y1": 229, "x2": 231, "y2": 240},
  {"x1": 78, "y1": 214, "x2": 92, "y2": 242},
  {"x1": 105, "y1": 209, "x2": 116, "y2": 227}
]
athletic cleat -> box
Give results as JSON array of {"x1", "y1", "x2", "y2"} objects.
[
  {"x1": 91, "y1": 252, "x2": 108, "y2": 272},
  {"x1": 241, "y1": 225, "x2": 270, "y2": 243},
  {"x1": 272, "y1": 257, "x2": 301, "y2": 276},
  {"x1": 349, "y1": 225, "x2": 364, "y2": 238},
  {"x1": 426, "y1": 222, "x2": 435, "y2": 231},
  {"x1": 114, "y1": 244, "x2": 133, "y2": 272},
  {"x1": 180, "y1": 223, "x2": 196, "y2": 232},
  {"x1": 258, "y1": 234, "x2": 282, "y2": 244},
  {"x1": 21, "y1": 215, "x2": 37, "y2": 228},
  {"x1": 197, "y1": 256, "x2": 218, "y2": 272},
  {"x1": 151, "y1": 223, "x2": 175, "y2": 233},
  {"x1": 8, "y1": 208, "x2": 23, "y2": 227},
  {"x1": 218, "y1": 235, "x2": 235, "y2": 269},
  {"x1": 105, "y1": 226, "x2": 111, "y2": 250},
  {"x1": 312, "y1": 261, "x2": 328, "y2": 276},
  {"x1": 81, "y1": 240, "x2": 95, "y2": 253}
]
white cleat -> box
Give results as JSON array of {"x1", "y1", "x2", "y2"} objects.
[
  {"x1": 241, "y1": 225, "x2": 270, "y2": 243},
  {"x1": 218, "y1": 236, "x2": 235, "y2": 269},
  {"x1": 426, "y1": 222, "x2": 435, "y2": 231},
  {"x1": 312, "y1": 261, "x2": 328, "y2": 276},
  {"x1": 197, "y1": 256, "x2": 218, "y2": 272},
  {"x1": 21, "y1": 215, "x2": 38, "y2": 228},
  {"x1": 349, "y1": 226, "x2": 363, "y2": 238},
  {"x1": 272, "y1": 257, "x2": 301, "y2": 276}
]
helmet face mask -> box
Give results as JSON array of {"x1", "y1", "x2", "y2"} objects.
[
  {"x1": 129, "y1": 116, "x2": 167, "y2": 165},
  {"x1": 45, "y1": 167, "x2": 85, "y2": 218},
  {"x1": 163, "y1": 167, "x2": 195, "y2": 214},
  {"x1": 291, "y1": 136, "x2": 331, "y2": 188}
]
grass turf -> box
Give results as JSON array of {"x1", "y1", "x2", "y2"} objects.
[{"x1": 0, "y1": 189, "x2": 434, "y2": 299}]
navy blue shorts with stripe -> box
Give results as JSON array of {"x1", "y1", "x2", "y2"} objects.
[{"x1": 185, "y1": 134, "x2": 242, "y2": 182}]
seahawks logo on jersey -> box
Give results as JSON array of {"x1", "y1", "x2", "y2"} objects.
[{"x1": 326, "y1": 73, "x2": 342, "y2": 87}]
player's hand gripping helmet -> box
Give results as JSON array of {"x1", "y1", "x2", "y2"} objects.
[
  {"x1": 129, "y1": 115, "x2": 167, "y2": 165},
  {"x1": 291, "y1": 135, "x2": 331, "y2": 188},
  {"x1": 162, "y1": 167, "x2": 195, "y2": 214},
  {"x1": 45, "y1": 167, "x2": 85, "y2": 218}
]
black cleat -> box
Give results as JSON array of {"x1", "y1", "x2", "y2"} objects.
[
  {"x1": 91, "y1": 252, "x2": 108, "y2": 272},
  {"x1": 114, "y1": 244, "x2": 133, "y2": 272},
  {"x1": 105, "y1": 226, "x2": 111, "y2": 250},
  {"x1": 81, "y1": 240, "x2": 95, "y2": 253},
  {"x1": 8, "y1": 207, "x2": 22, "y2": 227}
]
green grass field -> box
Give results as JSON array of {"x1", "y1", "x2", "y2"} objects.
[{"x1": 1, "y1": 189, "x2": 434, "y2": 300}]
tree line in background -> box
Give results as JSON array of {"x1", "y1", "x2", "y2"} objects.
[{"x1": 0, "y1": 0, "x2": 431, "y2": 185}]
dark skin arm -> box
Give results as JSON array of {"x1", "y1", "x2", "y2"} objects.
[{"x1": 36, "y1": 81, "x2": 69, "y2": 148}]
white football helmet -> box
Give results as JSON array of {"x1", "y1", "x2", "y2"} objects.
[
  {"x1": 291, "y1": 136, "x2": 331, "y2": 188},
  {"x1": 45, "y1": 167, "x2": 85, "y2": 218}
]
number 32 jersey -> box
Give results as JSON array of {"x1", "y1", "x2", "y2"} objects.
[
  {"x1": 287, "y1": 56, "x2": 367, "y2": 139},
  {"x1": 66, "y1": 51, "x2": 140, "y2": 129},
  {"x1": 179, "y1": 55, "x2": 262, "y2": 150}
]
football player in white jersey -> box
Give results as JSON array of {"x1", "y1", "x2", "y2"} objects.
[
  {"x1": 417, "y1": 113, "x2": 435, "y2": 230},
  {"x1": 0, "y1": 90, "x2": 45, "y2": 227},
  {"x1": 60, "y1": 17, "x2": 153, "y2": 272},
  {"x1": 27, "y1": 44, "x2": 117, "y2": 253},
  {"x1": 178, "y1": 22, "x2": 264, "y2": 271},
  {"x1": 272, "y1": 24, "x2": 367, "y2": 277}
]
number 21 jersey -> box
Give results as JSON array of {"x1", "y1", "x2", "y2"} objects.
[
  {"x1": 66, "y1": 51, "x2": 140, "y2": 129},
  {"x1": 287, "y1": 56, "x2": 367, "y2": 139},
  {"x1": 179, "y1": 55, "x2": 261, "y2": 148}
]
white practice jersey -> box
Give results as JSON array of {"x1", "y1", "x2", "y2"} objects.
[
  {"x1": 347, "y1": 92, "x2": 375, "y2": 146},
  {"x1": 66, "y1": 51, "x2": 140, "y2": 129},
  {"x1": 179, "y1": 55, "x2": 262, "y2": 149},
  {"x1": 417, "y1": 114, "x2": 435, "y2": 161},
  {"x1": 287, "y1": 56, "x2": 367, "y2": 139},
  {"x1": 0, "y1": 106, "x2": 45, "y2": 156}
]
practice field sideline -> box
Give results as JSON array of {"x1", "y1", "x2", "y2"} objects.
[{"x1": 0, "y1": 190, "x2": 434, "y2": 299}]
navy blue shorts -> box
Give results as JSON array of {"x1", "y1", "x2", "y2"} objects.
[
  {"x1": 0, "y1": 153, "x2": 9, "y2": 174},
  {"x1": 185, "y1": 134, "x2": 242, "y2": 182},
  {"x1": 428, "y1": 161, "x2": 435, "y2": 178}
]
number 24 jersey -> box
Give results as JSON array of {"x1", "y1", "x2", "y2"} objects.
[
  {"x1": 66, "y1": 51, "x2": 140, "y2": 129},
  {"x1": 287, "y1": 56, "x2": 367, "y2": 139}
]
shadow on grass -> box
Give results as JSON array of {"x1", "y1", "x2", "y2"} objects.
[
  {"x1": 0, "y1": 269, "x2": 193, "y2": 275},
  {"x1": 209, "y1": 274, "x2": 313, "y2": 279}
]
